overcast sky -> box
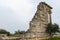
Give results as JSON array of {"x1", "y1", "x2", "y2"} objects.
[{"x1": 0, "y1": 0, "x2": 60, "y2": 33}]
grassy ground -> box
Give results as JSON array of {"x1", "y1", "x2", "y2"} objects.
[
  {"x1": 44, "y1": 37, "x2": 60, "y2": 40},
  {"x1": 8, "y1": 34, "x2": 23, "y2": 37}
]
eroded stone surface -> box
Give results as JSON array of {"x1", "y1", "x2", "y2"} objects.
[{"x1": 23, "y1": 2, "x2": 52, "y2": 40}]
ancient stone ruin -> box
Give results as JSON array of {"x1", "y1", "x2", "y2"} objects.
[{"x1": 20, "y1": 2, "x2": 52, "y2": 40}]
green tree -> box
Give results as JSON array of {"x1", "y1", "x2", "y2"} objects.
[
  {"x1": 15, "y1": 30, "x2": 25, "y2": 34},
  {"x1": 46, "y1": 23, "x2": 60, "y2": 37},
  {"x1": 52, "y1": 23, "x2": 60, "y2": 34},
  {"x1": 0, "y1": 29, "x2": 10, "y2": 36}
]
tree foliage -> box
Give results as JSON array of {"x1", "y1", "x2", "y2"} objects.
[
  {"x1": 0, "y1": 29, "x2": 10, "y2": 36},
  {"x1": 46, "y1": 23, "x2": 60, "y2": 37},
  {"x1": 15, "y1": 30, "x2": 25, "y2": 34}
]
